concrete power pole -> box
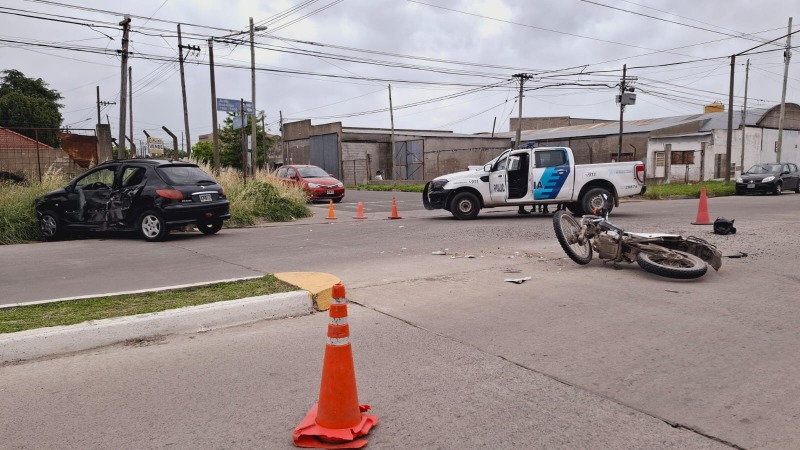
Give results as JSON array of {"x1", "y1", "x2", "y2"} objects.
[
  {"x1": 250, "y1": 17, "x2": 258, "y2": 175},
  {"x1": 177, "y1": 24, "x2": 195, "y2": 161},
  {"x1": 513, "y1": 73, "x2": 531, "y2": 149},
  {"x1": 389, "y1": 84, "x2": 396, "y2": 179},
  {"x1": 740, "y1": 59, "x2": 750, "y2": 174},
  {"x1": 776, "y1": 17, "x2": 793, "y2": 162},
  {"x1": 208, "y1": 38, "x2": 220, "y2": 171},
  {"x1": 129, "y1": 66, "x2": 134, "y2": 158},
  {"x1": 117, "y1": 15, "x2": 131, "y2": 159}
]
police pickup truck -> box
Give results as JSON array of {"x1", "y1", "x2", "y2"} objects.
[{"x1": 423, "y1": 146, "x2": 646, "y2": 219}]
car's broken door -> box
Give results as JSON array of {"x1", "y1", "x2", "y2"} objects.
[
  {"x1": 107, "y1": 164, "x2": 147, "y2": 224},
  {"x1": 69, "y1": 165, "x2": 117, "y2": 223}
]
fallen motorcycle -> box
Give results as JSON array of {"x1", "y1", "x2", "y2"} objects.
[{"x1": 552, "y1": 205, "x2": 721, "y2": 280}]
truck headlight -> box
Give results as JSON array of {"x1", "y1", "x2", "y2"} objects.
[
  {"x1": 431, "y1": 179, "x2": 448, "y2": 190},
  {"x1": 762, "y1": 176, "x2": 775, "y2": 183}
]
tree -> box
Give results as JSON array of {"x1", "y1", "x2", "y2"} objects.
[
  {"x1": 0, "y1": 70, "x2": 63, "y2": 147},
  {"x1": 215, "y1": 113, "x2": 277, "y2": 171},
  {"x1": 191, "y1": 140, "x2": 214, "y2": 165}
]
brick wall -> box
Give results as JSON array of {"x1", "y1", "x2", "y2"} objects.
[{"x1": 0, "y1": 128, "x2": 83, "y2": 180}]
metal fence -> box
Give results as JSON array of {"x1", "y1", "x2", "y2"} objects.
[{"x1": 341, "y1": 158, "x2": 369, "y2": 185}]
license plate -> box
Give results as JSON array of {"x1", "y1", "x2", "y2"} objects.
[
  {"x1": 326, "y1": 190, "x2": 334, "y2": 195},
  {"x1": 747, "y1": 184, "x2": 755, "y2": 189},
  {"x1": 199, "y1": 193, "x2": 212, "y2": 202}
]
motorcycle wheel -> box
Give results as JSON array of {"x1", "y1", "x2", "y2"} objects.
[
  {"x1": 636, "y1": 250, "x2": 707, "y2": 279},
  {"x1": 553, "y1": 210, "x2": 593, "y2": 265}
]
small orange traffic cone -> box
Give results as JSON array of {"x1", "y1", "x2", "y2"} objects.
[
  {"x1": 387, "y1": 197, "x2": 402, "y2": 219},
  {"x1": 326, "y1": 200, "x2": 337, "y2": 220},
  {"x1": 293, "y1": 283, "x2": 378, "y2": 449},
  {"x1": 352, "y1": 202, "x2": 367, "y2": 219},
  {"x1": 692, "y1": 187, "x2": 713, "y2": 225}
]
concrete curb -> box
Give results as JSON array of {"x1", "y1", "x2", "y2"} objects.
[{"x1": 0, "y1": 290, "x2": 314, "y2": 364}]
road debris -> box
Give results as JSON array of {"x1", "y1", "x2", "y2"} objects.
[
  {"x1": 504, "y1": 276, "x2": 531, "y2": 284},
  {"x1": 724, "y1": 252, "x2": 748, "y2": 258}
]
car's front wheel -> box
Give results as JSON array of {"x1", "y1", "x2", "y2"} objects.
[
  {"x1": 450, "y1": 192, "x2": 480, "y2": 220},
  {"x1": 39, "y1": 210, "x2": 63, "y2": 240},
  {"x1": 774, "y1": 183, "x2": 782, "y2": 195},
  {"x1": 197, "y1": 219, "x2": 223, "y2": 235},
  {"x1": 138, "y1": 210, "x2": 169, "y2": 242}
]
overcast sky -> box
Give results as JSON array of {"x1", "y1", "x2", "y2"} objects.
[{"x1": 1, "y1": 0, "x2": 798, "y2": 150}]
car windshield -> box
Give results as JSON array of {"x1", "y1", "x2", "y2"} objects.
[
  {"x1": 297, "y1": 167, "x2": 330, "y2": 178},
  {"x1": 157, "y1": 165, "x2": 217, "y2": 185},
  {"x1": 745, "y1": 164, "x2": 782, "y2": 174}
]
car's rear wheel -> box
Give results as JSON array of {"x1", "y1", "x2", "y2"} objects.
[
  {"x1": 138, "y1": 210, "x2": 169, "y2": 242},
  {"x1": 39, "y1": 211, "x2": 63, "y2": 240},
  {"x1": 197, "y1": 219, "x2": 223, "y2": 235}
]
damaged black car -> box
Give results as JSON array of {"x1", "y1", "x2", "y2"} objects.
[{"x1": 35, "y1": 159, "x2": 230, "y2": 242}]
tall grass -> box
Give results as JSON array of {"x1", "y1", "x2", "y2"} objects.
[
  {"x1": 0, "y1": 169, "x2": 70, "y2": 245},
  {"x1": 205, "y1": 164, "x2": 311, "y2": 225},
  {"x1": 640, "y1": 180, "x2": 735, "y2": 199}
]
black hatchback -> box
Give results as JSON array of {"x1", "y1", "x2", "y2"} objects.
[
  {"x1": 735, "y1": 162, "x2": 800, "y2": 195},
  {"x1": 35, "y1": 159, "x2": 230, "y2": 242}
]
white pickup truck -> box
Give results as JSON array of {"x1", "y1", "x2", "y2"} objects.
[{"x1": 423, "y1": 146, "x2": 646, "y2": 219}]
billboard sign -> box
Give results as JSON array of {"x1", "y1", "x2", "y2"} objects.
[
  {"x1": 216, "y1": 98, "x2": 253, "y2": 114},
  {"x1": 147, "y1": 137, "x2": 165, "y2": 156}
]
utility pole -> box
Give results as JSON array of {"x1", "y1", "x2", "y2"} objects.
[
  {"x1": 208, "y1": 38, "x2": 220, "y2": 171},
  {"x1": 250, "y1": 17, "x2": 258, "y2": 176},
  {"x1": 129, "y1": 66, "x2": 133, "y2": 158},
  {"x1": 117, "y1": 15, "x2": 131, "y2": 160},
  {"x1": 240, "y1": 98, "x2": 247, "y2": 183},
  {"x1": 96, "y1": 87, "x2": 115, "y2": 125},
  {"x1": 616, "y1": 65, "x2": 637, "y2": 161},
  {"x1": 177, "y1": 24, "x2": 199, "y2": 160},
  {"x1": 513, "y1": 73, "x2": 532, "y2": 149},
  {"x1": 725, "y1": 55, "x2": 736, "y2": 182},
  {"x1": 389, "y1": 84, "x2": 396, "y2": 179},
  {"x1": 776, "y1": 17, "x2": 793, "y2": 162},
  {"x1": 280, "y1": 110, "x2": 285, "y2": 164},
  {"x1": 740, "y1": 59, "x2": 750, "y2": 174}
]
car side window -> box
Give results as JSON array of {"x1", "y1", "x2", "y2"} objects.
[
  {"x1": 535, "y1": 150, "x2": 567, "y2": 168},
  {"x1": 121, "y1": 167, "x2": 146, "y2": 188},
  {"x1": 287, "y1": 168, "x2": 297, "y2": 178},
  {"x1": 276, "y1": 168, "x2": 286, "y2": 178},
  {"x1": 75, "y1": 167, "x2": 116, "y2": 190}
]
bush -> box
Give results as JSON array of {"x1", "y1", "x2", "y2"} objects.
[
  {"x1": 640, "y1": 181, "x2": 735, "y2": 199},
  {"x1": 0, "y1": 169, "x2": 69, "y2": 244}
]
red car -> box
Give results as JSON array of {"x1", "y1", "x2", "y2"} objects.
[{"x1": 274, "y1": 165, "x2": 345, "y2": 203}]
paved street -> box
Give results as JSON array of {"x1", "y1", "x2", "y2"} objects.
[{"x1": 2, "y1": 192, "x2": 800, "y2": 448}]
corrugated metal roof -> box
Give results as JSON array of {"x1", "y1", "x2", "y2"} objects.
[
  {"x1": 494, "y1": 107, "x2": 775, "y2": 142},
  {"x1": 342, "y1": 127, "x2": 508, "y2": 139}
]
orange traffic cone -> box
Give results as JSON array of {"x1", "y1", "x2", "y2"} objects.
[
  {"x1": 352, "y1": 202, "x2": 367, "y2": 219},
  {"x1": 692, "y1": 187, "x2": 713, "y2": 225},
  {"x1": 326, "y1": 200, "x2": 337, "y2": 220},
  {"x1": 293, "y1": 283, "x2": 378, "y2": 448},
  {"x1": 387, "y1": 197, "x2": 402, "y2": 219}
]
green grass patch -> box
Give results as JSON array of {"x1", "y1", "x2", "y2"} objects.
[
  {"x1": 640, "y1": 181, "x2": 735, "y2": 199},
  {"x1": 0, "y1": 170, "x2": 70, "y2": 245},
  {"x1": 349, "y1": 183, "x2": 426, "y2": 193},
  {"x1": 0, "y1": 275, "x2": 297, "y2": 334}
]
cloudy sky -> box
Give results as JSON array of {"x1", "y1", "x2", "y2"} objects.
[{"x1": 1, "y1": 0, "x2": 798, "y2": 150}]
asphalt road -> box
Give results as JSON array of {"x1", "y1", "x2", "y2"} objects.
[{"x1": 2, "y1": 191, "x2": 800, "y2": 448}]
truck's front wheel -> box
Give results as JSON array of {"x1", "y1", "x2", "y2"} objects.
[
  {"x1": 581, "y1": 187, "x2": 613, "y2": 215},
  {"x1": 450, "y1": 192, "x2": 480, "y2": 220}
]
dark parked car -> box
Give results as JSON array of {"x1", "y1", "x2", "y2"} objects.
[
  {"x1": 35, "y1": 159, "x2": 230, "y2": 242},
  {"x1": 273, "y1": 164, "x2": 345, "y2": 202},
  {"x1": 735, "y1": 162, "x2": 800, "y2": 195}
]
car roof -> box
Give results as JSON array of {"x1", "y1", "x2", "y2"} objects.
[{"x1": 98, "y1": 159, "x2": 197, "y2": 167}]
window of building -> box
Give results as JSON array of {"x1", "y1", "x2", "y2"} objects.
[{"x1": 671, "y1": 151, "x2": 695, "y2": 165}]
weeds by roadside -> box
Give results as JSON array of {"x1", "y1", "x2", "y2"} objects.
[
  {"x1": 349, "y1": 183, "x2": 425, "y2": 193},
  {"x1": 0, "y1": 169, "x2": 69, "y2": 245},
  {"x1": 640, "y1": 180, "x2": 735, "y2": 199}
]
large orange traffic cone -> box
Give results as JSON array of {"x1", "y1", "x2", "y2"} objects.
[
  {"x1": 387, "y1": 197, "x2": 402, "y2": 219},
  {"x1": 293, "y1": 283, "x2": 378, "y2": 449},
  {"x1": 692, "y1": 187, "x2": 713, "y2": 225},
  {"x1": 352, "y1": 202, "x2": 367, "y2": 219},
  {"x1": 326, "y1": 200, "x2": 337, "y2": 220}
]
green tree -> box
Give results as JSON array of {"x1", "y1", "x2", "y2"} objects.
[
  {"x1": 216, "y1": 113, "x2": 276, "y2": 171},
  {"x1": 191, "y1": 140, "x2": 214, "y2": 165},
  {"x1": 0, "y1": 70, "x2": 63, "y2": 147}
]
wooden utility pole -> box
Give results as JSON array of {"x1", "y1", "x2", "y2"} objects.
[
  {"x1": 389, "y1": 84, "x2": 396, "y2": 179},
  {"x1": 208, "y1": 38, "x2": 220, "y2": 171},
  {"x1": 776, "y1": 17, "x2": 793, "y2": 162},
  {"x1": 240, "y1": 98, "x2": 247, "y2": 183},
  {"x1": 117, "y1": 15, "x2": 131, "y2": 159},
  {"x1": 128, "y1": 66, "x2": 134, "y2": 158},
  {"x1": 279, "y1": 110, "x2": 286, "y2": 164},
  {"x1": 618, "y1": 64, "x2": 626, "y2": 160},
  {"x1": 177, "y1": 24, "x2": 193, "y2": 160},
  {"x1": 725, "y1": 55, "x2": 736, "y2": 182},
  {"x1": 96, "y1": 86, "x2": 101, "y2": 125}
]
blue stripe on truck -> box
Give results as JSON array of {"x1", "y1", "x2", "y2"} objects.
[{"x1": 533, "y1": 166, "x2": 570, "y2": 200}]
